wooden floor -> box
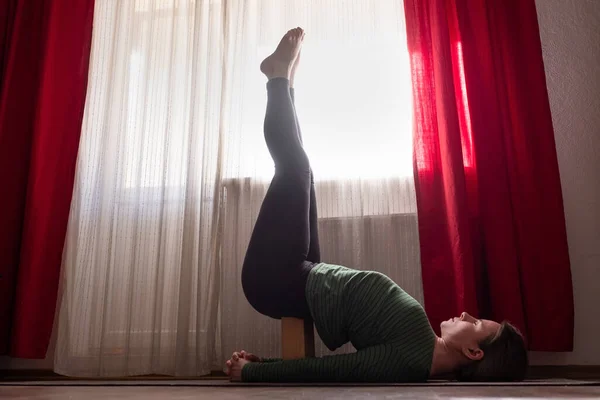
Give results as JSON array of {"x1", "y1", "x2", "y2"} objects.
[{"x1": 1, "y1": 385, "x2": 599, "y2": 399}]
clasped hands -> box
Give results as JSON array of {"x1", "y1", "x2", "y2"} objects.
[{"x1": 225, "y1": 350, "x2": 261, "y2": 381}]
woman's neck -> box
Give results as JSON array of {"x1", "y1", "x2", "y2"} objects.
[{"x1": 429, "y1": 336, "x2": 464, "y2": 378}]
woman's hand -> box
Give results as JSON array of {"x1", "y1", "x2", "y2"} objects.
[
  {"x1": 239, "y1": 350, "x2": 261, "y2": 362},
  {"x1": 225, "y1": 350, "x2": 259, "y2": 381},
  {"x1": 226, "y1": 357, "x2": 251, "y2": 381}
]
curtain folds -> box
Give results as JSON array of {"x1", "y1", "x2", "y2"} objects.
[
  {"x1": 404, "y1": 0, "x2": 574, "y2": 351},
  {"x1": 0, "y1": 0, "x2": 95, "y2": 358},
  {"x1": 54, "y1": 0, "x2": 424, "y2": 377}
]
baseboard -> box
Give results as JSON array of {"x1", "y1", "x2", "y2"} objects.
[
  {"x1": 2, "y1": 366, "x2": 600, "y2": 381},
  {"x1": 528, "y1": 365, "x2": 600, "y2": 380},
  {"x1": 0, "y1": 370, "x2": 227, "y2": 381}
]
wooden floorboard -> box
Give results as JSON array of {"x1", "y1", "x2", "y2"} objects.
[
  {"x1": 2, "y1": 365, "x2": 599, "y2": 381},
  {"x1": 1, "y1": 385, "x2": 599, "y2": 399}
]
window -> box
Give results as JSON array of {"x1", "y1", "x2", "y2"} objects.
[{"x1": 116, "y1": 0, "x2": 414, "y2": 188}]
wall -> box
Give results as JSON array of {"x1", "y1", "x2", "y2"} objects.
[
  {"x1": 1, "y1": 0, "x2": 599, "y2": 371},
  {"x1": 530, "y1": 0, "x2": 600, "y2": 365}
]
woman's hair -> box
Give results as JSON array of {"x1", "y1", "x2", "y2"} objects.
[{"x1": 456, "y1": 321, "x2": 528, "y2": 382}]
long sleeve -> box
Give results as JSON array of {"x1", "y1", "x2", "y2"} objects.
[
  {"x1": 259, "y1": 358, "x2": 282, "y2": 363},
  {"x1": 241, "y1": 344, "x2": 425, "y2": 383}
]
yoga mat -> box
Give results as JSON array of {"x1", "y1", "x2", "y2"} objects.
[{"x1": 1, "y1": 379, "x2": 599, "y2": 387}]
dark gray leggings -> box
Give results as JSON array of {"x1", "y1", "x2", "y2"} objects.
[{"x1": 241, "y1": 78, "x2": 320, "y2": 319}]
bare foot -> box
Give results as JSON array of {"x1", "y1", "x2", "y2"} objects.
[
  {"x1": 290, "y1": 49, "x2": 301, "y2": 88},
  {"x1": 260, "y1": 27, "x2": 305, "y2": 80}
]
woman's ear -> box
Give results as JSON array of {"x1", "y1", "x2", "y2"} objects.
[{"x1": 462, "y1": 346, "x2": 484, "y2": 361}]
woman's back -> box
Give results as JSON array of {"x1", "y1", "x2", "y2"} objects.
[{"x1": 306, "y1": 263, "x2": 436, "y2": 369}]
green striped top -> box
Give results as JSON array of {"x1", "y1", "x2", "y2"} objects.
[{"x1": 242, "y1": 263, "x2": 436, "y2": 382}]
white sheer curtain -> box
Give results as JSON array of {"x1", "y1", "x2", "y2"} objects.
[{"x1": 54, "y1": 0, "x2": 423, "y2": 377}]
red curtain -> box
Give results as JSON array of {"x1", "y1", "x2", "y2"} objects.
[
  {"x1": 404, "y1": 0, "x2": 574, "y2": 351},
  {"x1": 0, "y1": 0, "x2": 95, "y2": 358}
]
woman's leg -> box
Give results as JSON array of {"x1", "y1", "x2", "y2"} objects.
[
  {"x1": 242, "y1": 28, "x2": 314, "y2": 319},
  {"x1": 290, "y1": 87, "x2": 321, "y2": 263}
]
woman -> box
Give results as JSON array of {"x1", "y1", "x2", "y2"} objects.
[{"x1": 226, "y1": 28, "x2": 528, "y2": 383}]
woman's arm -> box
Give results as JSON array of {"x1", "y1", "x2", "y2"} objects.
[{"x1": 241, "y1": 344, "x2": 418, "y2": 383}]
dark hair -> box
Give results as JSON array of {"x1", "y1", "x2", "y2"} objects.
[{"x1": 456, "y1": 321, "x2": 528, "y2": 382}]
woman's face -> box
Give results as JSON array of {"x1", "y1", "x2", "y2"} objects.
[{"x1": 440, "y1": 312, "x2": 501, "y2": 360}]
